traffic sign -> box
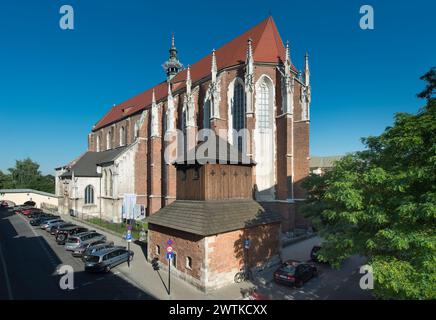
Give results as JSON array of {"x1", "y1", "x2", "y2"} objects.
[
  {"x1": 166, "y1": 252, "x2": 173, "y2": 260},
  {"x1": 125, "y1": 232, "x2": 132, "y2": 242},
  {"x1": 167, "y1": 239, "x2": 173, "y2": 246},
  {"x1": 166, "y1": 246, "x2": 173, "y2": 253}
]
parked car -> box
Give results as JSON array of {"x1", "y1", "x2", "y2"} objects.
[
  {"x1": 0, "y1": 201, "x2": 9, "y2": 208},
  {"x1": 27, "y1": 211, "x2": 48, "y2": 219},
  {"x1": 43, "y1": 220, "x2": 65, "y2": 232},
  {"x1": 49, "y1": 223, "x2": 75, "y2": 235},
  {"x1": 81, "y1": 242, "x2": 116, "y2": 261},
  {"x1": 310, "y1": 245, "x2": 323, "y2": 263},
  {"x1": 22, "y1": 208, "x2": 43, "y2": 216},
  {"x1": 29, "y1": 215, "x2": 60, "y2": 226},
  {"x1": 14, "y1": 206, "x2": 33, "y2": 214},
  {"x1": 56, "y1": 226, "x2": 89, "y2": 244},
  {"x1": 273, "y1": 260, "x2": 318, "y2": 287},
  {"x1": 84, "y1": 247, "x2": 134, "y2": 273},
  {"x1": 30, "y1": 216, "x2": 52, "y2": 226},
  {"x1": 40, "y1": 219, "x2": 63, "y2": 230},
  {"x1": 72, "y1": 239, "x2": 107, "y2": 257},
  {"x1": 64, "y1": 232, "x2": 106, "y2": 252},
  {"x1": 23, "y1": 201, "x2": 36, "y2": 207}
]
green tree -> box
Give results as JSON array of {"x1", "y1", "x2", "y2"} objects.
[
  {"x1": 301, "y1": 70, "x2": 436, "y2": 299},
  {"x1": 0, "y1": 170, "x2": 13, "y2": 189},
  {"x1": 8, "y1": 158, "x2": 41, "y2": 189},
  {"x1": 2, "y1": 158, "x2": 55, "y2": 194}
]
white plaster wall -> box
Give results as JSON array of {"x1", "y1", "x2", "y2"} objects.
[{"x1": 0, "y1": 191, "x2": 58, "y2": 208}]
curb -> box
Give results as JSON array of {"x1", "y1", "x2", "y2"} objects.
[{"x1": 69, "y1": 216, "x2": 125, "y2": 240}]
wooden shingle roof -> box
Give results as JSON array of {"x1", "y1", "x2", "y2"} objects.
[{"x1": 147, "y1": 199, "x2": 281, "y2": 236}]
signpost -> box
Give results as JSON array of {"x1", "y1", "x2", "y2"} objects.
[
  {"x1": 244, "y1": 238, "x2": 251, "y2": 276},
  {"x1": 166, "y1": 239, "x2": 173, "y2": 296},
  {"x1": 125, "y1": 226, "x2": 133, "y2": 267}
]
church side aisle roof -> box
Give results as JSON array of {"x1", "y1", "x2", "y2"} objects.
[{"x1": 60, "y1": 146, "x2": 128, "y2": 178}]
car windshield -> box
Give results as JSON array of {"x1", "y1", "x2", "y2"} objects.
[
  {"x1": 280, "y1": 265, "x2": 296, "y2": 274},
  {"x1": 66, "y1": 238, "x2": 79, "y2": 243},
  {"x1": 85, "y1": 255, "x2": 100, "y2": 263}
]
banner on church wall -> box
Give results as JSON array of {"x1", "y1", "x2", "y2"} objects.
[{"x1": 122, "y1": 193, "x2": 137, "y2": 219}]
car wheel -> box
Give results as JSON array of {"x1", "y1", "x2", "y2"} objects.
[
  {"x1": 295, "y1": 279, "x2": 303, "y2": 288},
  {"x1": 105, "y1": 266, "x2": 111, "y2": 273},
  {"x1": 58, "y1": 234, "x2": 65, "y2": 241},
  {"x1": 234, "y1": 273, "x2": 243, "y2": 283}
]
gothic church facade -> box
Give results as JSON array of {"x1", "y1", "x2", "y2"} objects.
[{"x1": 55, "y1": 16, "x2": 311, "y2": 232}]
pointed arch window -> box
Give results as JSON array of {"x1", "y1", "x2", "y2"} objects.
[
  {"x1": 84, "y1": 185, "x2": 94, "y2": 204},
  {"x1": 134, "y1": 122, "x2": 139, "y2": 139},
  {"x1": 258, "y1": 82, "x2": 271, "y2": 130},
  {"x1": 120, "y1": 126, "x2": 126, "y2": 146},
  {"x1": 232, "y1": 81, "x2": 245, "y2": 131},
  {"x1": 203, "y1": 99, "x2": 211, "y2": 130},
  {"x1": 106, "y1": 131, "x2": 111, "y2": 150},
  {"x1": 96, "y1": 135, "x2": 100, "y2": 152}
]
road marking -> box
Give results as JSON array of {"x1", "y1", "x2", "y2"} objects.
[
  {"x1": 0, "y1": 243, "x2": 14, "y2": 300},
  {"x1": 96, "y1": 277, "x2": 105, "y2": 281},
  {"x1": 82, "y1": 282, "x2": 92, "y2": 287}
]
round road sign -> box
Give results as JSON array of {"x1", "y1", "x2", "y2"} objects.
[{"x1": 167, "y1": 246, "x2": 173, "y2": 253}]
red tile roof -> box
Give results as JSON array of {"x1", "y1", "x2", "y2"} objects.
[{"x1": 93, "y1": 16, "x2": 295, "y2": 131}]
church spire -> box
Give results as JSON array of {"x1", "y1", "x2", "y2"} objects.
[
  {"x1": 211, "y1": 49, "x2": 217, "y2": 83},
  {"x1": 163, "y1": 33, "x2": 183, "y2": 81},
  {"x1": 186, "y1": 65, "x2": 192, "y2": 95},
  {"x1": 151, "y1": 89, "x2": 159, "y2": 137},
  {"x1": 245, "y1": 38, "x2": 254, "y2": 114},
  {"x1": 285, "y1": 41, "x2": 291, "y2": 65},
  {"x1": 304, "y1": 51, "x2": 310, "y2": 86}
]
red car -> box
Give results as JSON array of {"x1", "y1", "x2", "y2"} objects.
[{"x1": 21, "y1": 208, "x2": 42, "y2": 216}]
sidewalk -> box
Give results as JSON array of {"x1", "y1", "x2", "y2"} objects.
[
  {"x1": 59, "y1": 213, "x2": 321, "y2": 300},
  {"x1": 61, "y1": 213, "x2": 210, "y2": 299}
]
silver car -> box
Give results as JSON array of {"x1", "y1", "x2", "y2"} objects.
[
  {"x1": 64, "y1": 231, "x2": 106, "y2": 251},
  {"x1": 44, "y1": 221, "x2": 67, "y2": 232},
  {"x1": 81, "y1": 242, "x2": 117, "y2": 261},
  {"x1": 84, "y1": 247, "x2": 134, "y2": 273},
  {"x1": 40, "y1": 219, "x2": 63, "y2": 230},
  {"x1": 72, "y1": 239, "x2": 106, "y2": 257}
]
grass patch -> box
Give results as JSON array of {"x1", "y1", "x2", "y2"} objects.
[{"x1": 87, "y1": 218, "x2": 147, "y2": 241}]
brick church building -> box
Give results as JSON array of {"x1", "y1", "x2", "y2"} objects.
[{"x1": 55, "y1": 16, "x2": 311, "y2": 233}]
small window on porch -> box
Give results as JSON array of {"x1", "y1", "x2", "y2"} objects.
[{"x1": 186, "y1": 256, "x2": 192, "y2": 270}]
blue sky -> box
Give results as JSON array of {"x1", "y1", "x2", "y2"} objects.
[{"x1": 0, "y1": 0, "x2": 434, "y2": 174}]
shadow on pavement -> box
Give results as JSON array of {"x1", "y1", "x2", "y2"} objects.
[{"x1": 0, "y1": 208, "x2": 155, "y2": 300}]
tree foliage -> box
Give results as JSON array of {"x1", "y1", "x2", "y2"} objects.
[
  {"x1": 0, "y1": 158, "x2": 55, "y2": 194},
  {"x1": 301, "y1": 70, "x2": 436, "y2": 299}
]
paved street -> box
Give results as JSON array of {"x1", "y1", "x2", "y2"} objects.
[
  {"x1": 252, "y1": 236, "x2": 374, "y2": 300},
  {"x1": 0, "y1": 208, "x2": 373, "y2": 300},
  {"x1": 0, "y1": 208, "x2": 153, "y2": 300}
]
